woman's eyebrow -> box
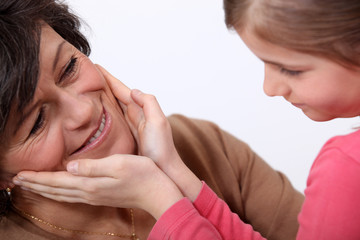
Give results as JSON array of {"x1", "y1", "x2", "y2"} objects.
[{"x1": 52, "y1": 40, "x2": 66, "y2": 72}]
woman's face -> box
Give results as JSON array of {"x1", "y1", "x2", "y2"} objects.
[
  {"x1": 239, "y1": 29, "x2": 360, "y2": 121},
  {"x1": 2, "y1": 25, "x2": 136, "y2": 177}
]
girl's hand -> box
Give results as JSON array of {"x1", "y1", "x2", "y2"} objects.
[
  {"x1": 98, "y1": 65, "x2": 202, "y2": 201},
  {"x1": 13, "y1": 155, "x2": 183, "y2": 219},
  {"x1": 98, "y1": 65, "x2": 177, "y2": 168}
]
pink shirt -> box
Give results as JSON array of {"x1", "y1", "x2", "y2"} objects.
[
  {"x1": 297, "y1": 129, "x2": 360, "y2": 239},
  {"x1": 148, "y1": 182, "x2": 265, "y2": 240},
  {"x1": 149, "y1": 129, "x2": 360, "y2": 240}
]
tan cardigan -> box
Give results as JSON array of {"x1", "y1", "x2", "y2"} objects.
[{"x1": 0, "y1": 114, "x2": 304, "y2": 240}]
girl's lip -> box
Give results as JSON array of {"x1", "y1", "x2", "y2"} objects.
[
  {"x1": 291, "y1": 102, "x2": 305, "y2": 108},
  {"x1": 72, "y1": 108, "x2": 112, "y2": 155}
]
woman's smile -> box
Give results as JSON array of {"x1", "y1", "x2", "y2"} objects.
[
  {"x1": 72, "y1": 107, "x2": 111, "y2": 156},
  {"x1": 3, "y1": 24, "x2": 136, "y2": 176}
]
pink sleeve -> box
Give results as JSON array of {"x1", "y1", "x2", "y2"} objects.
[
  {"x1": 193, "y1": 182, "x2": 265, "y2": 240},
  {"x1": 148, "y1": 197, "x2": 222, "y2": 240},
  {"x1": 297, "y1": 149, "x2": 360, "y2": 240}
]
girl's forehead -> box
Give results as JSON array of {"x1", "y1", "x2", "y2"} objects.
[{"x1": 239, "y1": 28, "x2": 322, "y2": 66}]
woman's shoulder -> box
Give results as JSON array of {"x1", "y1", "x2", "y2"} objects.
[
  {"x1": 166, "y1": 114, "x2": 247, "y2": 201},
  {"x1": 167, "y1": 113, "x2": 228, "y2": 155},
  {"x1": 167, "y1": 114, "x2": 221, "y2": 135},
  {"x1": 167, "y1": 114, "x2": 247, "y2": 145}
]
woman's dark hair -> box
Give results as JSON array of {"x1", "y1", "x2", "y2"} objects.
[{"x1": 0, "y1": 0, "x2": 91, "y2": 216}]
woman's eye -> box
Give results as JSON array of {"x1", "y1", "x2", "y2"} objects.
[
  {"x1": 280, "y1": 67, "x2": 302, "y2": 76},
  {"x1": 29, "y1": 107, "x2": 45, "y2": 136},
  {"x1": 59, "y1": 57, "x2": 78, "y2": 84}
]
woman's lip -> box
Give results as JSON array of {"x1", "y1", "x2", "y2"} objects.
[{"x1": 72, "y1": 108, "x2": 112, "y2": 156}]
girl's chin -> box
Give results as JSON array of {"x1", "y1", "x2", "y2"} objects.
[{"x1": 303, "y1": 111, "x2": 334, "y2": 122}]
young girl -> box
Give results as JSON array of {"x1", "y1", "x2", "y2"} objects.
[
  {"x1": 13, "y1": 0, "x2": 360, "y2": 239},
  {"x1": 225, "y1": 0, "x2": 360, "y2": 239}
]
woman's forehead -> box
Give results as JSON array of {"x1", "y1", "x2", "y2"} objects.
[{"x1": 39, "y1": 25, "x2": 67, "y2": 62}]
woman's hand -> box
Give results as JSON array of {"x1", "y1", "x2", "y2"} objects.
[
  {"x1": 13, "y1": 155, "x2": 183, "y2": 219},
  {"x1": 98, "y1": 65, "x2": 203, "y2": 201}
]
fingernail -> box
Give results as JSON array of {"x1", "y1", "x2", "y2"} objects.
[
  {"x1": 67, "y1": 161, "x2": 79, "y2": 174},
  {"x1": 17, "y1": 175, "x2": 25, "y2": 180},
  {"x1": 21, "y1": 186, "x2": 30, "y2": 191},
  {"x1": 13, "y1": 178, "x2": 21, "y2": 185},
  {"x1": 132, "y1": 89, "x2": 142, "y2": 96}
]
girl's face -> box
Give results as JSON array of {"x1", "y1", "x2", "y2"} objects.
[
  {"x1": 2, "y1": 25, "x2": 136, "y2": 177},
  {"x1": 239, "y1": 29, "x2": 360, "y2": 121}
]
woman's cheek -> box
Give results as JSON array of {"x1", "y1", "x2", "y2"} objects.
[
  {"x1": 76, "y1": 58, "x2": 105, "y2": 93},
  {"x1": 111, "y1": 131, "x2": 136, "y2": 155},
  {"x1": 20, "y1": 124, "x2": 66, "y2": 171},
  {"x1": 28, "y1": 137, "x2": 66, "y2": 171},
  {"x1": 4, "y1": 136, "x2": 65, "y2": 174}
]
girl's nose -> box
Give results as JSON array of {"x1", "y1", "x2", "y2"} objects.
[
  {"x1": 60, "y1": 92, "x2": 93, "y2": 131},
  {"x1": 263, "y1": 66, "x2": 291, "y2": 97}
]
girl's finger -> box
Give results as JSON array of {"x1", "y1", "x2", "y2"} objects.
[
  {"x1": 67, "y1": 155, "x2": 141, "y2": 178},
  {"x1": 15, "y1": 171, "x2": 80, "y2": 188},
  {"x1": 14, "y1": 174, "x2": 115, "y2": 202},
  {"x1": 18, "y1": 181, "x2": 84, "y2": 198},
  {"x1": 27, "y1": 190, "x2": 89, "y2": 204},
  {"x1": 95, "y1": 64, "x2": 132, "y2": 104},
  {"x1": 131, "y1": 89, "x2": 166, "y2": 120}
]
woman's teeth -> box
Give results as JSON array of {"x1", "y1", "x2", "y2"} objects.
[{"x1": 87, "y1": 114, "x2": 106, "y2": 145}]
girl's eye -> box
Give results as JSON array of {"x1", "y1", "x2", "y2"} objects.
[
  {"x1": 280, "y1": 67, "x2": 302, "y2": 76},
  {"x1": 29, "y1": 107, "x2": 45, "y2": 136},
  {"x1": 59, "y1": 57, "x2": 78, "y2": 84}
]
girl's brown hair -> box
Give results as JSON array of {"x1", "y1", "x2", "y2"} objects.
[{"x1": 223, "y1": 0, "x2": 360, "y2": 66}]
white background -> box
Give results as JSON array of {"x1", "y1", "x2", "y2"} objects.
[{"x1": 68, "y1": 0, "x2": 359, "y2": 192}]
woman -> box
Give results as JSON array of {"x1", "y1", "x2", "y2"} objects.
[{"x1": 0, "y1": 0, "x2": 303, "y2": 239}]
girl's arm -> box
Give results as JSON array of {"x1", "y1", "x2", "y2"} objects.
[{"x1": 101, "y1": 66, "x2": 265, "y2": 239}]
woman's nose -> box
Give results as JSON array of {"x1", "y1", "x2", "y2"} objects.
[
  {"x1": 60, "y1": 92, "x2": 93, "y2": 131},
  {"x1": 263, "y1": 66, "x2": 291, "y2": 97}
]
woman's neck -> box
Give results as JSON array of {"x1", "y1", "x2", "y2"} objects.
[{"x1": 10, "y1": 186, "x2": 135, "y2": 239}]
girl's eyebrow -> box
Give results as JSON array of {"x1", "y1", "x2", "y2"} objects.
[
  {"x1": 261, "y1": 58, "x2": 288, "y2": 67},
  {"x1": 52, "y1": 40, "x2": 66, "y2": 72},
  {"x1": 262, "y1": 59, "x2": 281, "y2": 66},
  {"x1": 260, "y1": 58, "x2": 307, "y2": 69}
]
